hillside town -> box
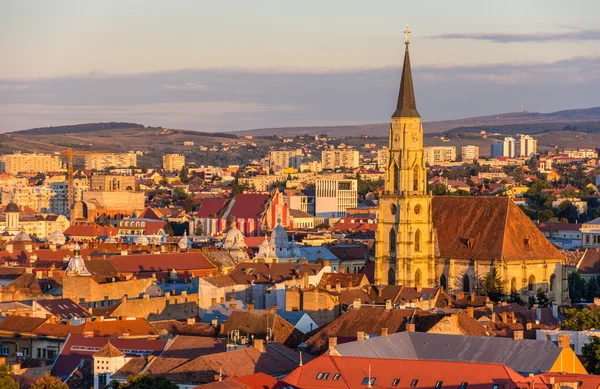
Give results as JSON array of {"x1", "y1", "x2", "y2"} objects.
[{"x1": 3, "y1": 33, "x2": 600, "y2": 389}]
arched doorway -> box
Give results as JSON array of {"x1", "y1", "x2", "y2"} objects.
[
  {"x1": 528, "y1": 274, "x2": 536, "y2": 291},
  {"x1": 414, "y1": 269, "x2": 422, "y2": 287},
  {"x1": 439, "y1": 274, "x2": 447, "y2": 290},
  {"x1": 463, "y1": 274, "x2": 470, "y2": 293}
]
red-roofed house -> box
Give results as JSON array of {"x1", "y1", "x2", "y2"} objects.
[
  {"x1": 64, "y1": 223, "x2": 118, "y2": 241},
  {"x1": 108, "y1": 252, "x2": 218, "y2": 280}
]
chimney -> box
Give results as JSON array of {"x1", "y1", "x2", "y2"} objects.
[
  {"x1": 377, "y1": 287, "x2": 383, "y2": 297},
  {"x1": 385, "y1": 300, "x2": 392, "y2": 311},
  {"x1": 457, "y1": 292, "x2": 464, "y2": 300},
  {"x1": 328, "y1": 337, "x2": 338, "y2": 350},
  {"x1": 526, "y1": 322, "x2": 533, "y2": 330},
  {"x1": 353, "y1": 299, "x2": 361, "y2": 310},
  {"x1": 247, "y1": 303, "x2": 254, "y2": 312},
  {"x1": 470, "y1": 292, "x2": 475, "y2": 302},
  {"x1": 381, "y1": 328, "x2": 389, "y2": 338},
  {"x1": 356, "y1": 331, "x2": 365, "y2": 340},
  {"x1": 323, "y1": 260, "x2": 330, "y2": 267},
  {"x1": 466, "y1": 306, "x2": 474, "y2": 318},
  {"x1": 416, "y1": 285, "x2": 422, "y2": 293},
  {"x1": 211, "y1": 297, "x2": 217, "y2": 306},
  {"x1": 491, "y1": 312, "x2": 497, "y2": 322},
  {"x1": 253, "y1": 339, "x2": 265, "y2": 353},
  {"x1": 558, "y1": 334, "x2": 570, "y2": 348},
  {"x1": 339, "y1": 267, "x2": 345, "y2": 273},
  {"x1": 513, "y1": 330, "x2": 524, "y2": 341},
  {"x1": 406, "y1": 323, "x2": 416, "y2": 333},
  {"x1": 335, "y1": 283, "x2": 341, "y2": 293},
  {"x1": 303, "y1": 275, "x2": 309, "y2": 289},
  {"x1": 229, "y1": 296, "x2": 234, "y2": 302},
  {"x1": 501, "y1": 311, "x2": 508, "y2": 323}
]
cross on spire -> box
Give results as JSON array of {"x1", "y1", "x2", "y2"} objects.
[{"x1": 404, "y1": 25, "x2": 411, "y2": 45}]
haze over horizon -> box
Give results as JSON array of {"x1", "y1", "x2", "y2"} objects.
[{"x1": 1, "y1": 0, "x2": 599, "y2": 133}]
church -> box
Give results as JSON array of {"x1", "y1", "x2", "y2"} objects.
[{"x1": 375, "y1": 29, "x2": 567, "y2": 304}]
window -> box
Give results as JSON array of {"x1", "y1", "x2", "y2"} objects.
[
  {"x1": 528, "y1": 274, "x2": 536, "y2": 291},
  {"x1": 99, "y1": 374, "x2": 107, "y2": 385},
  {"x1": 492, "y1": 385, "x2": 499, "y2": 389},
  {"x1": 362, "y1": 378, "x2": 376, "y2": 385},
  {"x1": 550, "y1": 274, "x2": 556, "y2": 292},
  {"x1": 414, "y1": 229, "x2": 421, "y2": 252},
  {"x1": 316, "y1": 373, "x2": 325, "y2": 380},
  {"x1": 392, "y1": 379, "x2": 401, "y2": 386},
  {"x1": 333, "y1": 374, "x2": 341, "y2": 381},
  {"x1": 463, "y1": 274, "x2": 470, "y2": 293},
  {"x1": 460, "y1": 383, "x2": 468, "y2": 389},
  {"x1": 413, "y1": 166, "x2": 419, "y2": 191},
  {"x1": 436, "y1": 381, "x2": 443, "y2": 389},
  {"x1": 411, "y1": 379, "x2": 419, "y2": 387},
  {"x1": 414, "y1": 269, "x2": 422, "y2": 287},
  {"x1": 0, "y1": 345, "x2": 9, "y2": 355},
  {"x1": 389, "y1": 228, "x2": 396, "y2": 256},
  {"x1": 22, "y1": 348, "x2": 29, "y2": 357},
  {"x1": 323, "y1": 373, "x2": 330, "y2": 380}
]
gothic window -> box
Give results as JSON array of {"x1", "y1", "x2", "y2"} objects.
[
  {"x1": 462, "y1": 274, "x2": 470, "y2": 293},
  {"x1": 414, "y1": 269, "x2": 422, "y2": 286},
  {"x1": 388, "y1": 268, "x2": 396, "y2": 285},
  {"x1": 528, "y1": 274, "x2": 536, "y2": 291},
  {"x1": 550, "y1": 274, "x2": 556, "y2": 292},
  {"x1": 413, "y1": 166, "x2": 419, "y2": 191},
  {"x1": 511, "y1": 277, "x2": 517, "y2": 292},
  {"x1": 439, "y1": 274, "x2": 447, "y2": 290},
  {"x1": 389, "y1": 228, "x2": 397, "y2": 256},
  {"x1": 414, "y1": 229, "x2": 421, "y2": 252},
  {"x1": 393, "y1": 162, "x2": 400, "y2": 194}
]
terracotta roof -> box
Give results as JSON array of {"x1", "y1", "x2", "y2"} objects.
[
  {"x1": 328, "y1": 245, "x2": 369, "y2": 260},
  {"x1": 0, "y1": 315, "x2": 47, "y2": 333},
  {"x1": 35, "y1": 298, "x2": 91, "y2": 320},
  {"x1": 562, "y1": 249, "x2": 585, "y2": 267},
  {"x1": 194, "y1": 373, "x2": 280, "y2": 389},
  {"x1": 33, "y1": 322, "x2": 84, "y2": 337},
  {"x1": 64, "y1": 223, "x2": 118, "y2": 237},
  {"x1": 228, "y1": 263, "x2": 323, "y2": 285},
  {"x1": 79, "y1": 318, "x2": 159, "y2": 338},
  {"x1": 109, "y1": 252, "x2": 217, "y2": 274},
  {"x1": 151, "y1": 320, "x2": 216, "y2": 337},
  {"x1": 577, "y1": 249, "x2": 600, "y2": 274},
  {"x1": 196, "y1": 198, "x2": 230, "y2": 218},
  {"x1": 223, "y1": 310, "x2": 304, "y2": 348},
  {"x1": 6, "y1": 273, "x2": 44, "y2": 295},
  {"x1": 318, "y1": 273, "x2": 367, "y2": 289},
  {"x1": 432, "y1": 197, "x2": 563, "y2": 261},
  {"x1": 225, "y1": 194, "x2": 271, "y2": 219},
  {"x1": 93, "y1": 342, "x2": 125, "y2": 357},
  {"x1": 112, "y1": 357, "x2": 147, "y2": 379}
]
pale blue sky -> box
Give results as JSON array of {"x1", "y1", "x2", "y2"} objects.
[{"x1": 1, "y1": 1, "x2": 599, "y2": 131}]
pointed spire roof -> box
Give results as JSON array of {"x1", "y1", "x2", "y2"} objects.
[
  {"x1": 392, "y1": 27, "x2": 420, "y2": 118},
  {"x1": 93, "y1": 342, "x2": 125, "y2": 358}
]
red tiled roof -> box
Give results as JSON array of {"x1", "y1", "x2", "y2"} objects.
[
  {"x1": 109, "y1": 252, "x2": 217, "y2": 273},
  {"x1": 64, "y1": 223, "x2": 118, "y2": 237},
  {"x1": 197, "y1": 198, "x2": 230, "y2": 218},
  {"x1": 227, "y1": 194, "x2": 271, "y2": 219}
]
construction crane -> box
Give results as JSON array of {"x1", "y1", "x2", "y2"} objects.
[{"x1": 60, "y1": 147, "x2": 110, "y2": 218}]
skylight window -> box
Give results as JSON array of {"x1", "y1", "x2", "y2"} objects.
[
  {"x1": 333, "y1": 374, "x2": 341, "y2": 381},
  {"x1": 436, "y1": 381, "x2": 443, "y2": 389},
  {"x1": 392, "y1": 379, "x2": 400, "y2": 386},
  {"x1": 411, "y1": 379, "x2": 419, "y2": 387},
  {"x1": 460, "y1": 383, "x2": 468, "y2": 389}
]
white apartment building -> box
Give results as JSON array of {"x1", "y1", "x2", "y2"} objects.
[
  {"x1": 4, "y1": 153, "x2": 62, "y2": 175},
  {"x1": 162, "y1": 154, "x2": 185, "y2": 171},
  {"x1": 84, "y1": 153, "x2": 137, "y2": 170},
  {"x1": 315, "y1": 179, "x2": 357, "y2": 219},
  {"x1": 321, "y1": 149, "x2": 360, "y2": 170},
  {"x1": 1, "y1": 185, "x2": 56, "y2": 213},
  {"x1": 377, "y1": 148, "x2": 388, "y2": 170},
  {"x1": 423, "y1": 146, "x2": 456, "y2": 166},
  {"x1": 503, "y1": 137, "x2": 517, "y2": 158},
  {"x1": 518, "y1": 135, "x2": 537, "y2": 157},
  {"x1": 562, "y1": 148, "x2": 598, "y2": 159},
  {"x1": 461, "y1": 145, "x2": 479, "y2": 163},
  {"x1": 269, "y1": 150, "x2": 302, "y2": 171},
  {"x1": 49, "y1": 178, "x2": 89, "y2": 216}
]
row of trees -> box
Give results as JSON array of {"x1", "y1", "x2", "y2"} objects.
[
  {"x1": 567, "y1": 272, "x2": 600, "y2": 303},
  {"x1": 476, "y1": 268, "x2": 551, "y2": 307}
]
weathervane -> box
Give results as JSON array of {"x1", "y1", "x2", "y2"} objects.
[{"x1": 404, "y1": 25, "x2": 411, "y2": 45}]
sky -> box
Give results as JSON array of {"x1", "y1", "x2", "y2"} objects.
[{"x1": 1, "y1": 0, "x2": 599, "y2": 132}]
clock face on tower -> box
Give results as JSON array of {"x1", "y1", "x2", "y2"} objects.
[{"x1": 411, "y1": 132, "x2": 419, "y2": 143}]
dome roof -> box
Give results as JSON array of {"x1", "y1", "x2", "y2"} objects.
[
  {"x1": 66, "y1": 243, "x2": 91, "y2": 276},
  {"x1": 270, "y1": 219, "x2": 289, "y2": 250},
  {"x1": 4, "y1": 202, "x2": 20, "y2": 213},
  {"x1": 135, "y1": 235, "x2": 149, "y2": 245},
  {"x1": 48, "y1": 230, "x2": 66, "y2": 245},
  {"x1": 223, "y1": 226, "x2": 247, "y2": 250},
  {"x1": 12, "y1": 231, "x2": 32, "y2": 242},
  {"x1": 105, "y1": 235, "x2": 117, "y2": 244}
]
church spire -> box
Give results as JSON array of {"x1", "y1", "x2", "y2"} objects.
[{"x1": 392, "y1": 25, "x2": 420, "y2": 118}]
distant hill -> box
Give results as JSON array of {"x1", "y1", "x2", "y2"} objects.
[
  {"x1": 233, "y1": 106, "x2": 600, "y2": 137},
  {"x1": 12, "y1": 122, "x2": 148, "y2": 135}
]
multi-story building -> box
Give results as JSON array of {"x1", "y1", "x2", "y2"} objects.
[
  {"x1": 315, "y1": 179, "x2": 357, "y2": 218},
  {"x1": 503, "y1": 137, "x2": 517, "y2": 158},
  {"x1": 321, "y1": 150, "x2": 360, "y2": 170},
  {"x1": 518, "y1": 135, "x2": 537, "y2": 157},
  {"x1": 562, "y1": 148, "x2": 597, "y2": 159},
  {"x1": 162, "y1": 154, "x2": 185, "y2": 171},
  {"x1": 423, "y1": 146, "x2": 456, "y2": 166},
  {"x1": 90, "y1": 175, "x2": 136, "y2": 191},
  {"x1": 490, "y1": 142, "x2": 504, "y2": 158},
  {"x1": 48, "y1": 178, "x2": 89, "y2": 216},
  {"x1": 1, "y1": 185, "x2": 55, "y2": 212},
  {"x1": 461, "y1": 145, "x2": 479, "y2": 163},
  {"x1": 84, "y1": 153, "x2": 137, "y2": 171},
  {"x1": 287, "y1": 190, "x2": 315, "y2": 215},
  {"x1": 269, "y1": 150, "x2": 302, "y2": 171},
  {"x1": 377, "y1": 148, "x2": 388, "y2": 170},
  {"x1": 4, "y1": 153, "x2": 62, "y2": 175}
]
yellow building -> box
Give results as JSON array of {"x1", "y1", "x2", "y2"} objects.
[
  {"x1": 90, "y1": 174, "x2": 136, "y2": 191},
  {"x1": 321, "y1": 149, "x2": 360, "y2": 170},
  {"x1": 374, "y1": 31, "x2": 567, "y2": 304},
  {"x1": 1, "y1": 185, "x2": 55, "y2": 212},
  {"x1": 84, "y1": 153, "x2": 137, "y2": 170},
  {"x1": 162, "y1": 154, "x2": 186, "y2": 171},
  {"x1": 4, "y1": 153, "x2": 62, "y2": 175}
]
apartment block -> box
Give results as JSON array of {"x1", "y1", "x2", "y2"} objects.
[
  {"x1": 4, "y1": 153, "x2": 62, "y2": 175},
  {"x1": 90, "y1": 175, "x2": 137, "y2": 191},
  {"x1": 461, "y1": 145, "x2": 479, "y2": 162},
  {"x1": 518, "y1": 135, "x2": 537, "y2": 157},
  {"x1": 315, "y1": 179, "x2": 357, "y2": 218},
  {"x1": 321, "y1": 150, "x2": 360, "y2": 170},
  {"x1": 423, "y1": 146, "x2": 456, "y2": 166},
  {"x1": 1, "y1": 185, "x2": 55, "y2": 212},
  {"x1": 163, "y1": 154, "x2": 185, "y2": 171},
  {"x1": 84, "y1": 153, "x2": 137, "y2": 170},
  {"x1": 503, "y1": 137, "x2": 517, "y2": 158},
  {"x1": 269, "y1": 150, "x2": 302, "y2": 171}
]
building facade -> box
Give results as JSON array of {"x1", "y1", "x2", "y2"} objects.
[
  {"x1": 423, "y1": 146, "x2": 456, "y2": 166},
  {"x1": 4, "y1": 153, "x2": 62, "y2": 175},
  {"x1": 321, "y1": 150, "x2": 360, "y2": 170},
  {"x1": 315, "y1": 179, "x2": 357, "y2": 219},
  {"x1": 84, "y1": 153, "x2": 137, "y2": 170},
  {"x1": 519, "y1": 135, "x2": 537, "y2": 157},
  {"x1": 461, "y1": 145, "x2": 479, "y2": 163},
  {"x1": 1, "y1": 185, "x2": 55, "y2": 213},
  {"x1": 269, "y1": 150, "x2": 302, "y2": 171},
  {"x1": 163, "y1": 154, "x2": 185, "y2": 171},
  {"x1": 90, "y1": 175, "x2": 136, "y2": 191},
  {"x1": 503, "y1": 137, "x2": 517, "y2": 158}
]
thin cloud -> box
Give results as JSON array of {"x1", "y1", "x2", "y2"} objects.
[{"x1": 428, "y1": 29, "x2": 600, "y2": 43}]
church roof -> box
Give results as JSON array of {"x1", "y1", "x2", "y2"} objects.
[
  {"x1": 392, "y1": 42, "x2": 420, "y2": 118},
  {"x1": 3, "y1": 201, "x2": 20, "y2": 213},
  {"x1": 432, "y1": 197, "x2": 564, "y2": 262}
]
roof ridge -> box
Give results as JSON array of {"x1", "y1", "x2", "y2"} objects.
[{"x1": 500, "y1": 197, "x2": 511, "y2": 261}]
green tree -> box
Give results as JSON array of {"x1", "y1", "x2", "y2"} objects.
[
  {"x1": 0, "y1": 365, "x2": 19, "y2": 389},
  {"x1": 507, "y1": 291, "x2": 524, "y2": 305},
  {"x1": 165, "y1": 223, "x2": 175, "y2": 237},
  {"x1": 535, "y1": 287, "x2": 551, "y2": 308},
  {"x1": 557, "y1": 200, "x2": 579, "y2": 223},
  {"x1": 108, "y1": 375, "x2": 178, "y2": 389},
  {"x1": 480, "y1": 268, "x2": 504, "y2": 302},
  {"x1": 537, "y1": 209, "x2": 555, "y2": 222},
  {"x1": 30, "y1": 373, "x2": 68, "y2": 389},
  {"x1": 562, "y1": 307, "x2": 600, "y2": 331},
  {"x1": 195, "y1": 223, "x2": 204, "y2": 236},
  {"x1": 582, "y1": 336, "x2": 600, "y2": 374},
  {"x1": 568, "y1": 272, "x2": 588, "y2": 302}
]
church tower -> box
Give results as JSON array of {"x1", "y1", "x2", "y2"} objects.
[{"x1": 375, "y1": 27, "x2": 436, "y2": 287}]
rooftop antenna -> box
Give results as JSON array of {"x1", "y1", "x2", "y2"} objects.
[
  {"x1": 219, "y1": 364, "x2": 223, "y2": 381},
  {"x1": 299, "y1": 350, "x2": 303, "y2": 367},
  {"x1": 367, "y1": 363, "x2": 372, "y2": 388}
]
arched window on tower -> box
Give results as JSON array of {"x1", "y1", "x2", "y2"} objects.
[
  {"x1": 528, "y1": 274, "x2": 536, "y2": 291},
  {"x1": 413, "y1": 166, "x2": 419, "y2": 191},
  {"x1": 463, "y1": 274, "x2": 470, "y2": 293},
  {"x1": 414, "y1": 269, "x2": 422, "y2": 287},
  {"x1": 388, "y1": 268, "x2": 396, "y2": 285},
  {"x1": 389, "y1": 228, "x2": 396, "y2": 256},
  {"x1": 550, "y1": 274, "x2": 556, "y2": 292},
  {"x1": 414, "y1": 229, "x2": 421, "y2": 252},
  {"x1": 439, "y1": 274, "x2": 447, "y2": 290},
  {"x1": 393, "y1": 162, "x2": 400, "y2": 194}
]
